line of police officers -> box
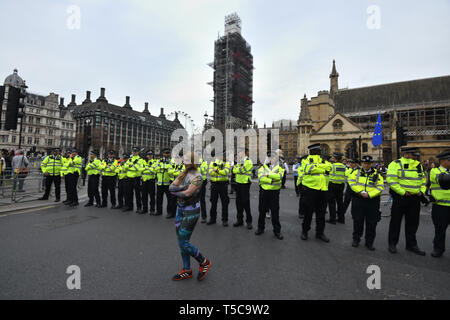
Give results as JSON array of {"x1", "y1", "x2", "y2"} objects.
[{"x1": 39, "y1": 144, "x2": 450, "y2": 257}]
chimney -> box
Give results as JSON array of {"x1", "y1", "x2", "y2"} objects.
[
  {"x1": 159, "y1": 107, "x2": 166, "y2": 118},
  {"x1": 143, "y1": 102, "x2": 150, "y2": 114},
  {"x1": 59, "y1": 97, "x2": 65, "y2": 109},
  {"x1": 96, "y1": 87, "x2": 108, "y2": 102},
  {"x1": 67, "y1": 94, "x2": 76, "y2": 107},
  {"x1": 123, "y1": 96, "x2": 132, "y2": 109},
  {"x1": 82, "y1": 90, "x2": 92, "y2": 104}
]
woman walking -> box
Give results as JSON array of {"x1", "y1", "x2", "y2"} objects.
[{"x1": 169, "y1": 152, "x2": 211, "y2": 281}]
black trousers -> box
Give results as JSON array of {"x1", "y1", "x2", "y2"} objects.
[
  {"x1": 282, "y1": 172, "x2": 287, "y2": 188},
  {"x1": 294, "y1": 176, "x2": 300, "y2": 195},
  {"x1": 327, "y1": 182, "x2": 345, "y2": 222},
  {"x1": 142, "y1": 179, "x2": 156, "y2": 212},
  {"x1": 351, "y1": 195, "x2": 380, "y2": 246},
  {"x1": 298, "y1": 184, "x2": 305, "y2": 216},
  {"x1": 43, "y1": 175, "x2": 61, "y2": 200},
  {"x1": 64, "y1": 175, "x2": 69, "y2": 201},
  {"x1": 101, "y1": 176, "x2": 116, "y2": 206},
  {"x1": 125, "y1": 177, "x2": 142, "y2": 210},
  {"x1": 199, "y1": 180, "x2": 208, "y2": 220},
  {"x1": 210, "y1": 182, "x2": 229, "y2": 222},
  {"x1": 302, "y1": 186, "x2": 327, "y2": 235},
  {"x1": 66, "y1": 172, "x2": 79, "y2": 203},
  {"x1": 431, "y1": 204, "x2": 450, "y2": 252},
  {"x1": 156, "y1": 184, "x2": 175, "y2": 216},
  {"x1": 87, "y1": 174, "x2": 101, "y2": 204},
  {"x1": 342, "y1": 183, "x2": 353, "y2": 215},
  {"x1": 236, "y1": 183, "x2": 252, "y2": 224},
  {"x1": 388, "y1": 194, "x2": 421, "y2": 248},
  {"x1": 258, "y1": 188, "x2": 281, "y2": 234},
  {"x1": 117, "y1": 178, "x2": 127, "y2": 207}
]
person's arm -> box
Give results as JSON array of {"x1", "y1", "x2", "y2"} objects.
[
  {"x1": 171, "y1": 176, "x2": 202, "y2": 198},
  {"x1": 386, "y1": 161, "x2": 406, "y2": 196},
  {"x1": 368, "y1": 174, "x2": 384, "y2": 199}
]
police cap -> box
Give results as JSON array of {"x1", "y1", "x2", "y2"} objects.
[
  {"x1": 308, "y1": 143, "x2": 321, "y2": 151},
  {"x1": 361, "y1": 155, "x2": 374, "y2": 163}
]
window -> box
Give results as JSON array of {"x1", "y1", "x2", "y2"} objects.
[
  {"x1": 333, "y1": 119, "x2": 343, "y2": 131},
  {"x1": 362, "y1": 143, "x2": 368, "y2": 153},
  {"x1": 321, "y1": 144, "x2": 330, "y2": 155},
  {"x1": 35, "y1": 128, "x2": 40, "y2": 134},
  {"x1": 35, "y1": 138, "x2": 39, "y2": 145},
  {"x1": 27, "y1": 137, "x2": 32, "y2": 144}
]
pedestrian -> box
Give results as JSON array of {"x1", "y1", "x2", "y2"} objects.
[
  {"x1": 141, "y1": 150, "x2": 157, "y2": 214},
  {"x1": 428, "y1": 150, "x2": 450, "y2": 258},
  {"x1": 326, "y1": 152, "x2": 346, "y2": 224},
  {"x1": 84, "y1": 150, "x2": 102, "y2": 207},
  {"x1": 12, "y1": 150, "x2": 29, "y2": 192},
  {"x1": 342, "y1": 159, "x2": 359, "y2": 217},
  {"x1": 387, "y1": 147, "x2": 426, "y2": 255},
  {"x1": 0, "y1": 151, "x2": 6, "y2": 186},
  {"x1": 229, "y1": 154, "x2": 237, "y2": 195},
  {"x1": 65, "y1": 149, "x2": 82, "y2": 207},
  {"x1": 255, "y1": 151, "x2": 285, "y2": 239},
  {"x1": 299, "y1": 144, "x2": 332, "y2": 243},
  {"x1": 296, "y1": 155, "x2": 308, "y2": 219},
  {"x1": 153, "y1": 148, "x2": 176, "y2": 217},
  {"x1": 232, "y1": 148, "x2": 253, "y2": 229},
  {"x1": 113, "y1": 153, "x2": 129, "y2": 210},
  {"x1": 61, "y1": 150, "x2": 71, "y2": 204},
  {"x1": 123, "y1": 147, "x2": 145, "y2": 213},
  {"x1": 207, "y1": 151, "x2": 230, "y2": 227},
  {"x1": 348, "y1": 155, "x2": 384, "y2": 250},
  {"x1": 169, "y1": 151, "x2": 212, "y2": 281},
  {"x1": 38, "y1": 148, "x2": 62, "y2": 202},
  {"x1": 196, "y1": 150, "x2": 209, "y2": 223},
  {"x1": 293, "y1": 157, "x2": 302, "y2": 197},
  {"x1": 100, "y1": 150, "x2": 118, "y2": 208},
  {"x1": 280, "y1": 156, "x2": 289, "y2": 189}
]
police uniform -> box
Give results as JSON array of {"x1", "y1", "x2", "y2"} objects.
[
  {"x1": 429, "y1": 150, "x2": 450, "y2": 257},
  {"x1": 123, "y1": 147, "x2": 146, "y2": 213},
  {"x1": 39, "y1": 148, "x2": 62, "y2": 202},
  {"x1": 65, "y1": 149, "x2": 82, "y2": 207},
  {"x1": 296, "y1": 155, "x2": 308, "y2": 218},
  {"x1": 61, "y1": 152, "x2": 71, "y2": 204},
  {"x1": 208, "y1": 152, "x2": 231, "y2": 226},
  {"x1": 85, "y1": 150, "x2": 102, "y2": 207},
  {"x1": 197, "y1": 154, "x2": 209, "y2": 222},
  {"x1": 113, "y1": 153, "x2": 129, "y2": 209},
  {"x1": 348, "y1": 155, "x2": 384, "y2": 250},
  {"x1": 387, "y1": 147, "x2": 426, "y2": 255},
  {"x1": 100, "y1": 151, "x2": 118, "y2": 208},
  {"x1": 233, "y1": 149, "x2": 253, "y2": 229},
  {"x1": 342, "y1": 159, "x2": 359, "y2": 217},
  {"x1": 326, "y1": 152, "x2": 347, "y2": 224},
  {"x1": 153, "y1": 148, "x2": 176, "y2": 217},
  {"x1": 299, "y1": 144, "x2": 332, "y2": 242},
  {"x1": 141, "y1": 150, "x2": 157, "y2": 214}
]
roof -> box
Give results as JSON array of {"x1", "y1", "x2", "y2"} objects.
[
  {"x1": 4, "y1": 69, "x2": 24, "y2": 87},
  {"x1": 334, "y1": 75, "x2": 450, "y2": 113}
]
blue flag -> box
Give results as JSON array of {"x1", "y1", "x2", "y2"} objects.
[{"x1": 372, "y1": 113, "x2": 383, "y2": 147}]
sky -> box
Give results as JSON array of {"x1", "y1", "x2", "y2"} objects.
[{"x1": 1, "y1": 0, "x2": 450, "y2": 131}]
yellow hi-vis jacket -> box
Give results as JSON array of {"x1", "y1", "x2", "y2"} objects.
[
  {"x1": 429, "y1": 166, "x2": 450, "y2": 206},
  {"x1": 258, "y1": 164, "x2": 284, "y2": 191},
  {"x1": 141, "y1": 159, "x2": 156, "y2": 182},
  {"x1": 124, "y1": 155, "x2": 145, "y2": 178},
  {"x1": 299, "y1": 155, "x2": 332, "y2": 191},
  {"x1": 198, "y1": 158, "x2": 208, "y2": 180},
  {"x1": 329, "y1": 162, "x2": 347, "y2": 185},
  {"x1": 209, "y1": 159, "x2": 230, "y2": 182},
  {"x1": 348, "y1": 168, "x2": 384, "y2": 198},
  {"x1": 152, "y1": 158, "x2": 174, "y2": 186},
  {"x1": 60, "y1": 157, "x2": 69, "y2": 177},
  {"x1": 85, "y1": 158, "x2": 102, "y2": 175},
  {"x1": 66, "y1": 156, "x2": 82, "y2": 175},
  {"x1": 115, "y1": 160, "x2": 128, "y2": 180},
  {"x1": 172, "y1": 162, "x2": 185, "y2": 179},
  {"x1": 41, "y1": 155, "x2": 63, "y2": 176},
  {"x1": 233, "y1": 157, "x2": 253, "y2": 184},
  {"x1": 386, "y1": 157, "x2": 426, "y2": 196},
  {"x1": 101, "y1": 159, "x2": 118, "y2": 177}
]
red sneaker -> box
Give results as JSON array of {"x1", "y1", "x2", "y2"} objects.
[
  {"x1": 197, "y1": 259, "x2": 211, "y2": 281},
  {"x1": 172, "y1": 269, "x2": 192, "y2": 281}
]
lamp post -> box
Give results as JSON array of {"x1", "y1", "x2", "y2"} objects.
[
  {"x1": 17, "y1": 81, "x2": 28, "y2": 150},
  {"x1": 82, "y1": 118, "x2": 91, "y2": 186}
]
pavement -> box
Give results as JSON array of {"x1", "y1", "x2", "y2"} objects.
[{"x1": 0, "y1": 179, "x2": 449, "y2": 300}]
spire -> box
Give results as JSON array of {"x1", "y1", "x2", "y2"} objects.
[
  {"x1": 299, "y1": 94, "x2": 311, "y2": 122},
  {"x1": 329, "y1": 60, "x2": 339, "y2": 98},
  {"x1": 330, "y1": 59, "x2": 338, "y2": 77},
  {"x1": 143, "y1": 102, "x2": 150, "y2": 114}
]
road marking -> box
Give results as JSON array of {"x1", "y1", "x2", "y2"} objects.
[{"x1": 0, "y1": 205, "x2": 56, "y2": 218}]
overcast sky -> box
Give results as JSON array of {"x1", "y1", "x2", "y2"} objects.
[{"x1": 1, "y1": 0, "x2": 449, "y2": 131}]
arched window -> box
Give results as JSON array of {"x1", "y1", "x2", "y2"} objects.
[
  {"x1": 333, "y1": 119, "x2": 343, "y2": 131},
  {"x1": 321, "y1": 144, "x2": 330, "y2": 155}
]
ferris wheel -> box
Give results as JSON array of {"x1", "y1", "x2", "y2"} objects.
[{"x1": 166, "y1": 111, "x2": 200, "y2": 137}]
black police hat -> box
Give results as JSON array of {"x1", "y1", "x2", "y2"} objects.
[
  {"x1": 361, "y1": 155, "x2": 373, "y2": 162},
  {"x1": 132, "y1": 147, "x2": 140, "y2": 152},
  {"x1": 401, "y1": 147, "x2": 419, "y2": 154},
  {"x1": 122, "y1": 153, "x2": 130, "y2": 158},
  {"x1": 322, "y1": 154, "x2": 331, "y2": 160},
  {"x1": 71, "y1": 148, "x2": 79, "y2": 153},
  {"x1": 333, "y1": 152, "x2": 344, "y2": 158},
  {"x1": 162, "y1": 148, "x2": 171, "y2": 154},
  {"x1": 347, "y1": 159, "x2": 356, "y2": 163},
  {"x1": 308, "y1": 143, "x2": 321, "y2": 151},
  {"x1": 146, "y1": 150, "x2": 154, "y2": 155},
  {"x1": 436, "y1": 150, "x2": 450, "y2": 160},
  {"x1": 108, "y1": 150, "x2": 115, "y2": 155},
  {"x1": 90, "y1": 150, "x2": 99, "y2": 156}
]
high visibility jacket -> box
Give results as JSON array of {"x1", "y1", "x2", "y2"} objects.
[
  {"x1": 60, "y1": 157, "x2": 69, "y2": 177},
  {"x1": 41, "y1": 155, "x2": 63, "y2": 176},
  {"x1": 152, "y1": 158, "x2": 174, "y2": 186},
  {"x1": 115, "y1": 160, "x2": 128, "y2": 180},
  {"x1": 198, "y1": 158, "x2": 208, "y2": 180},
  {"x1": 348, "y1": 168, "x2": 384, "y2": 198},
  {"x1": 345, "y1": 167, "x2": 359, "y2": 181},
  {"x1": 66, "y1": 156, "x2": 82, "y2": 175},
  {"x1": 85, "y1": 158, "x2": 102, "y2": 176},
  {"x1": 386, "y1": 157, "x2": 426, "y2": 196},
  {"x1": 329, "y1": 162, "x2": 346, "y2": 184},
  {"x1": 141, "y1": 159, "x2": 156, "y2": 181},
  {"x1": 299, "y1": 155, "x2": 332, "y2": 191},
  {"x1": 209, "y1": 159, "x2": 230, "y2": 182},
  {"x1": 429, "y1": 166, "x2": 450, "y2": 207},
  {"x1": 124, "y1": 155, "x2": 145, "y2": 178},
  {"x1": 101, "y1": 159, "x2": 118, "y2": 177},
  {"x1": 233, "y1": 157, "x2": 253, "y2": 184},
  {"x1": 172, "y1": 162, "x2": 185, "y2": 179},
  {"x1": 258, "y1": 164, "x2": 285, "y2": 191}
]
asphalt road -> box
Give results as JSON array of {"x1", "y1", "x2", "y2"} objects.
[{"x1": 0, "y1": 179, "x2": 449, "y2": 300}]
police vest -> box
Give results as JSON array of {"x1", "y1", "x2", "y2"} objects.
[
  {"x1": 115, "y1": 161, "x2": 128, "y2": 180},
  {"x1": 41, "y1": 155, "x2": 62, "y2": 176},
  {"x1": 86, "y1": 158, "x2": 102, "y2": 175},
  {"x1": 198, "y1": 159, "x2": 208, "y2": 180},
  {"x1": 348, "y1": 168, "x2": 384, "y2": 199},
  {"x1": 172, "y1": 163, "x2": 185, "y2": 179},
  {"x1": 258, "y1": 164, "x2": 284, "y2": 191},
  {"x1": 329, "y1": 162, "x2": 346, "y2": 184},
  {"x1": 124, "y1": 156, "x2": 144, "y2": 178},
  {"x1": 209, "y1": 160, "x2": 230, "y2": 183},
  {"x1": 386, "y1": 157, "x2": 426, "y2": 196},
  {"x1": 430, "y1": 166, "x2": 450, "y2": 207},
  {"x1": 101, "y1": 159, "x2": 118, "y2": 177},
  {"x1": 299, "y1": 155, "x2": 331, "y2": 191},
  {"x1": 67, "y1": 156, "x2": 82, "y2": 175},
  {"x1": 233, "y1": 158, "x2": 253, "y2": 184},
  {"x1": 60, "y1": 157, "x2": 69, "y2": 177},
  {"x1": 142, "y1": 159, "x2": 156, "y2": 181},
  {"x1": 153, "y1": 159, "x2": 173, "y2": 186}
]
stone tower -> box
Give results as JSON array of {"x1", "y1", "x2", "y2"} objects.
[
  {"x1": 297, "y1": 94, "x2": 313, "y2": 156},
  {"x1": 330, "y1": 59, "x2": 339, "y2": 99}
]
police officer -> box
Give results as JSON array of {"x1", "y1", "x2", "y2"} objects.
[
  {"x1": 255, "y1": 151, "x2": 284, "y2": 239},
  {"x1": 326, "y1": 152, "x2": 347, "y2": 224},
  {"x1": 293, "y1": 157, "x2": 302, "y2": 197},
  {"x1": 85, "y1": 150, "x2": 102, "y2": 207},
  {"x1": 65, "y1": 149, "x2": 82, "y2": 207},
  {"x1": 101, "y1": 150, "x2": 118, "y2": 208},
  {"x1": 387, "y1": 147, "x2": 426, "y2": 255},
  {"x1": 123, "y1": 147, "x2": 145, "y2": 213},
  {"x1": 61, "y1": 150, "x2": 71, "y2": 204},
  {"x1": 113, "y1": 153, "x2": 129, "y2": 210},
  {"x1": 348, "y1": 155, "x2": 384, "y2": 250},
  {"x1": 429, "y1": 150, "x2": 450, "y2": 258},
  {"x1": 196, "y1": 150, "x2": 209, "y2": 223},
  {"x1": 299, "y1": 143, "x2": 332, "y2": 242},
  {"x1": 233, "y1": 148, "x2": 253, "y2": 229},
  {"x1": 141, "y1": 150, "x2": 157, "y2": 214},
  {"x1": 38, "y1": 148, "x2": 62, "y2": 202},
  {"x1": 153, "y1": 148, "x2": 175, "y2": 217},
  {"x1": 342, "y1": 159, "x2": 359, "y2": 218},
  {"x1": 208, "y1": 151, "x2": 230, "y2": 227},
  {"x1": 296, "y1": 155, "x2": 308, "y2": 219}
]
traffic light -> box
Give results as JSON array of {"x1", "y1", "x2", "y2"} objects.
[
  {"x1": 5, "y1": 86, "x2": 26, "y2": 130},
  {"x1": 345, "y1": 147, "x2": 350, "y2": 159},
  {"x1": 396, "y1": 122, "x2": 407, "y2": 147},
  {"x1": 0, "y1": 86, "x2": 4, "y2": 129}
]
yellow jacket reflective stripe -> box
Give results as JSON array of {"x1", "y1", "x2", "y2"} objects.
[
  {"x1": 101, "y1": 159, "x2": 118, "y2": 176},
  {"x1": 153, "y1": 159, "x2": 174, "y2": 185},
  {"x1": 386, "y1": 157, "x2": 426, "y2": 195},
  {"x1": 233, "y1": 158, "x2": 253, "y2": 184},
  {"x1": 67, "y1": 156, "x2": 82, "y2": 175},
  {"x1": 329, "y1": 162, "x2": 346, "y2": 184},
  {"x1": 209, "y1": 159, "x2": 230, "y2": 182},
  {"x1": 299, "y1": 155, "x2": 331, "y2": 191},
  {"x1": 198, "y1": 159, "x2": 208, "y2": 180},
  {"x1": 258, "y1": 164, "x2": 285, "y2": 191},
  {"x1": 348, "y1": 168, "x2": 384, "y2": 198},
  {"x1": 85, "y1": 158, "x2": 102, "y2": 175},
  {"x1": 430, "y1": 166, "x2": 450, "y2": 206}
]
